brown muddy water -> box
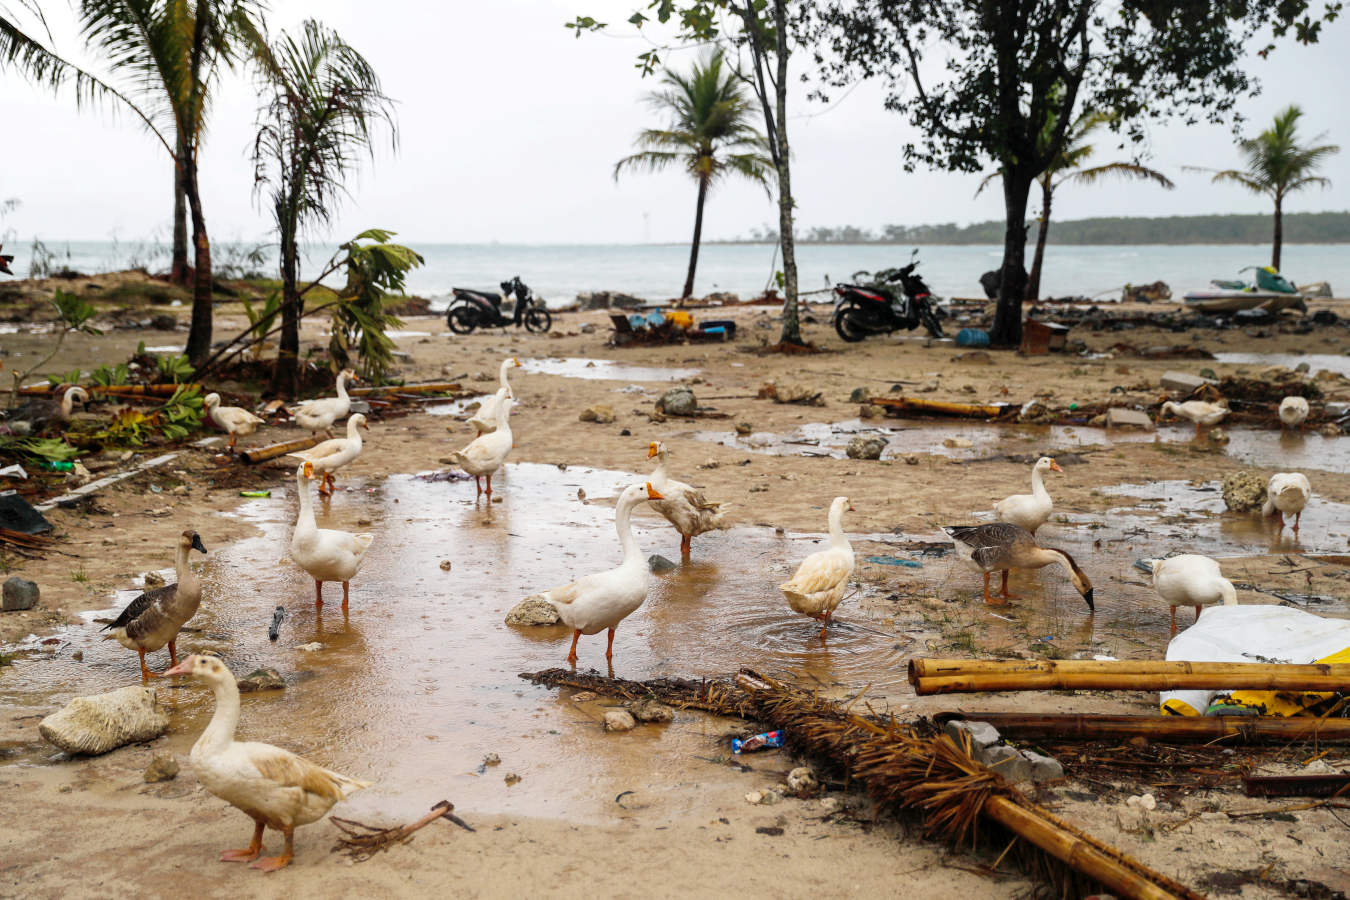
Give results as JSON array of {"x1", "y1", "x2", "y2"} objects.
[
  {"x1": 0, "y1": 464, "x2": 909, "y2": 823},
  {"x1": 519, "y1": 357, "x2": 699, "y2": 382}
]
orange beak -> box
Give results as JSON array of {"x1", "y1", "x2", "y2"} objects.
[
  {"x1": 303, "y1": 461, "x2": 314, "y2": 479},
  {"x1": 1049, "y1": 460, "x2": 1063, "y2": 473},
  {"x1": 647, "y1": 442, "x2": 660, "y2": 459},
  {"x1": 512, "y1": 357, "x2": 521, "y2": 367},
  {"x1": 646, "y1": 482, "x2": 664, "y2": 500},
  {"x1": 847, "y1": 503, "x2": 856, "y2": 512},
  {"x1": 163, "y1": 657, "x2": 194, "y2": 677},
  {"x1": 362, "y1": 420, "x2": 371, "y2": 430}
]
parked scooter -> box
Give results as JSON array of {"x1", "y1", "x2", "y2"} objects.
[
  {"x1": 446, "y1": 276, "x2": 552, "y2": 334},
  {"x1": 832, "y1": 252, "x2": 944, "y2": 342}
]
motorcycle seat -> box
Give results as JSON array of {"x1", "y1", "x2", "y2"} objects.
[{"x1": 455, "y1": 288, "x2": 502, "y2": 304}]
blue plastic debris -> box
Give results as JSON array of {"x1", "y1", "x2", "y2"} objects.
[{"x1": 864, "y1": 555, "x2": 923, "y2": 568}]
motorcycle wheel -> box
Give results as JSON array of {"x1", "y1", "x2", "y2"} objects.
[
  {"x1": 523, "y1": 307, "x2": 552, "y2": 333},
  {"x1": 446, "y1": 305, "x2": 477, "y2": 335},
  {"x1": 834, "y1": 305, "x2": 869, "y2": 343},
  {"x1": 920, "y1": 308, "x2": 945, "y2": 339}
]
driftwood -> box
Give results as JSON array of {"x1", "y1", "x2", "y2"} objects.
[
  {"x1": 331, "y1": 800, "x2": 473, "y2": 861},
  {"x1": 935, "y1": 712, "x2": 1350, "y2": 744},
  {"x1": 909, "y1": 658, "x2": 1350, "y2": 695},
  {"x1": 238, "y1": 436, "x2": 320, "y2": 465}
]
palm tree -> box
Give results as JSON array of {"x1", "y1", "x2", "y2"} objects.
[
  {"x1": 252, "y1": 19, "x2": 397, "y2": 397},
  {"x1": 979, "y1": 110, "x2": 1174, "y2": 301},
  {"x1": 614, "y1": 49, "x2": 773, "y2": 300},
  {"x1": 1204, "y1": 105, "x2": 1339, "y2": 272}
]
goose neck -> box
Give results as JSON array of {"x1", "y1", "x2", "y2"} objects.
[
  {"x1": 335, "y1": 372, "x2": 350, "y2": 401},
  {"x1": 615, "y1": 494, "x2": 642, "y2": 563},
  {"x1": 499, "y1": 359, "x2": 513, "y2": 393},
  {"x1": 295, "y1": 468, "x2": 315, "y2": 530},
  {"x1": 1030, "y1": 465, "x2": 1048, "y2": 499},
  {"x1": 828, "y1": 502, "x2": 849, "y2": 550},
  {"x1": 195, "y1": 673, "x2": 241, "y2": 757}
]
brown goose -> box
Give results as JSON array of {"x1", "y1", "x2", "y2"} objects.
[
  {"x1": 942, "y1": 523, "x2": 1093, "y2": 610},
  {"x1": 102, "y1": 530, "x2": 208, "y2": 679}
]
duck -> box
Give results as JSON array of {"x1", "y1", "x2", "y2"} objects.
[
  {"x1": 1263, "y1": 472, "x2": 1312, "y2": 533},
  {"x1": 1279, "y1": 396, "x2": 1309, "y2": 430},
  {"x1": 780, "y1": 496, "x2": 855, "y2": 639},
  {"x1": 1158, "y1": 399, "x2": 1228, "y2": 436},
  {"x1": 286, "y1": 413, "x2": 368, "y2": 496},
  {"x1": 204, "y1": 392, "x2": 265, "y2": 452},
  {"x1": 2, "y1": 385, "x2": 89, "y2": 435},
  {"x1": 1145, "y1": 554, "x2": 1237, "y2": 635},
  {"x1": 163, "y1": 654, "x2": 371, "y2": 872},
  {"x1": 646, "y1": 441, "x2": 729, "y2": 558},
  {"x1": 467, "y1": 357, "x2": 521, "y2": 436},
  {"x1": 101, "y1": 529, "x2": 208, "y2": 679},
  {"x1": 942, "y1": 522, "x2": 1093, "y2": 610},
  {"x1": 993, "y1": 456, "x2": 1061, "y2": 534},
  {"x1": 290, "y1": 462, "x2": 373, "y2": 610},
  {"x1": 526, "y1": 481, "x2": 663, "y2": 664},
  {"x1": 445, "y1": 398, "x2": 515, "y2": 498},
  {"x1": 291, "y1": 368, "x2": 358, "y2": 437}
]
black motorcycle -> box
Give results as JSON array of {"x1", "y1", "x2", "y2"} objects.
[
  {"x1": 832, "y1": 255, "x2": 944, "y2": 342},
  {"x1": 446, "y1": 276, "x2": 552, "y2": 335}
]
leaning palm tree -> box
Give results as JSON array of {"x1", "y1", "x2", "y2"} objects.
[
  {"x1": 615, "y1": 49, "x2": 773, "y2": 300},
  {"x1": 252, "y1": 19, "x2": 397, "y2": 397},
  {"x1": 980, "y1": 110, "x2": 1174, "y2": 301},
  {"x1": 1203, "y1": 105, "x2": 1339, "y2": 272}
]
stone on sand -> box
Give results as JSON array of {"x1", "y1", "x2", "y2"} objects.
[
  {"x1": 143, "y1": 752, "x2": 179, "y2": 782},
  {"x1": 505, "y1": 597, "x2": 560, "y2": 626},
  {"x1": 627, "y1": 698, "x2": 675, "y2": 723},
  {"x1": 39, "y1": 685, "x2": 170, "y2": 755},
  {"x1": 2, "y1": 576, "x2": 39, "y2": 611},
  {"x1": 579, "y1": 404, "x2": 616, "y2": 424},
  {"x1": 237, "y1": 668, "x2": 285, "y2": 692},
  {"x1": 845, "y1": 435, "x2": 887, "y2": 460},
  {"x1": 1221, "y1": 471, "x2": 1267, "y2": 512},
  {"x1": 656, "y1": 386, "x2": 698, "y2": 417},
  {"x1": 603, "y1": 709, "x2": 637, "y2": 732}
]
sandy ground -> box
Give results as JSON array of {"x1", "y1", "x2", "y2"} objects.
[{"x1": 3, "y1": 284, "x2": 1350, "y2": 897}]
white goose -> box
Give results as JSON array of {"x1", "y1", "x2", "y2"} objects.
[
  {"x1": 993, "y1": 456, "x2": 1061, "y2": 534},
  {"x1": 290, "y1": 462, "x2": 373, "y2": 610},
  {"x1": 204, "y1": 393, "x2": 265, "y2": 452},
  {"x1": 526, "y1": 482, "x2": 663, "y2": 663},
  {"x1": 780, "y1": 497, "x2": 855, "y2": 639},
  {"x1": 286, "y1": 413, "x2": 368, "y2": 496},
  {"x1": 291, "y1": 368, "x2": 357, "y2": 437},
  {"x1": 1263, "y1": 472, "x2": 1312, "y2": 533},
  {"x1": 445, "y1": 398, "x2": 515, "y2": 498},
  {"x1": 468, "y1": 357, "x2": 521, "y2": 436},
  {"x1": 646, "y1": 441, "x2": 729, "y2": 558},
  {"x1": 1158, "y1": 400, "x2": 1228, "y2": 436},
  {"x1": 1279, "y1": 396, "x2": 1310, "y2": 430},
  {"x1": 164, "y1": 654, "x2": 370, "y2": 872},
  {"x1": 1146, "y1": 554, "x2": 1237, "y2": 634}
]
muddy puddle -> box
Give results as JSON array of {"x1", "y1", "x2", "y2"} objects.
[
  {"x1": 1213, "y1": 351, "x2": 1350, "y2": 378},
  {"x1": 0, "y1": 464, "x2": 908, "y2": 823},
  {"x1": 692, "y1": 419, "x2": 1350, "y2": 474},
  {"x1": 520, "y1": 357, "x2": 698, "y2": 382}
]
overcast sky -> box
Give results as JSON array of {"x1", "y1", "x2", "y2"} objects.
[{"x1": 3, "y1": 0, "x2": 1348, "y2": 246}]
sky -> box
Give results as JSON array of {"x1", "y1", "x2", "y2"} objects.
[{"x1": 2, "y1": 0, "x2": 1348, "y2": 247}]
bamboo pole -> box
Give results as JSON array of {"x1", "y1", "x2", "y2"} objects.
[
  {"x1": 349, "y1": 382, "x2": 461, "y2": 397},
  {"x1": 19, "y1": 383, "x2": 200, "y2": 397},
  {"x1": 934, "y1": 712, "x2": 1350, "y2": 743},
  {"x1": 909, "y1": 659, "x2": 1350, "y2": 695},
  {"x1": 871, "y1": 396, "x2": 1015, "y2": 419},
  {"x1": 239, "y1": 436, "x2": 320, "y2": 465}
]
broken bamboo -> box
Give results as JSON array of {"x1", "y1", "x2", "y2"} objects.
[
  {"x1": 871, "y1": 396, "x2": 1016, "y2": 419},
  {"x1": 909, "y1": 658, "x2": 1350, "y2": 695},
  {"x1": 348, "y1": 382, "x2": 461, "y2": 397},
  {"x1": 19, "y1": 383, "x2": 200, "y2": 397},
  {"x1": 238, "y1": 436, "x2": 320, "y2": 465},
  {"x1": 934, "y1": 712, "x2": 1350, "y2": 744}
]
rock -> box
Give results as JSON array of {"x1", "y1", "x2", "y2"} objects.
[
  {"x1": 579, "y1": 404, "x2": 616, "y2": 424},
  {"x1": 759, "y1": 380, "x2": 824, "y2": 406},
  {"x1": 786, "y1": 767, "x2": 819, "y2": 793},
  {"x1": 951, "y1": 350, "x2": 993, "y2": 365},
  {"x1": 1126, "y1": 792, "x2": 1157, "y2": 811},
  {"x1": 745, "y1": 789, "x2": 782, "y2": 806},
  {"x1": 504, "y1": 772, "x2": 521, "y2": 786},
  {"x1": 627, "y1": 698, "x2": 675, "y2": 723},
  {"x1": 647, "y1": 554, "x2": 677, "y2": 574},
  {"x1": 859, "y1": 403, "x2": 884, "y2": 419},
  {"x1": 944, "y1": 719, "x2": 1002, "y2": 752},
  {"x1": 505, "y1": 597, "x2": 560, "y2": 626},
  {"x1": 1022, "y1": 749, "x2": 1064, "y2": 782},
  {"x1": 143, "y1": 752, "x2": 179, "y2": 783},
  {"x1": 143, "y1": 571, "x2": 165, "y2": 589},
  {"x1": 942, "y1": 437, "x2": 973, "y2": 449},
  {"x1": 39, "y1": 685, "x2": 170, "y2": 755},
  {"x1": 1207, "y1": 426, "x2": 1230, "y2": 445},
  {"x1": 848, "y1": 387, "x2": 871, "y2": 403},
  {"x1": 735, "y1": 421, "x2": 753, "y2": 435},
  {"x1": 483, "y1": 752, "x2": 501, "y2": 766},
  {"x1": 1321, "y1": 422, "x2": 1342, "y2": 437},
  {"x1": 1105, "y1": 407, "x2": 1155, "y2": 430},
  {"x1": 439, "y1": 560, "x2": 452, "y2": 571},
  {"x1": 845, "y1": 434, "x2": 887, "y2": 460},
  {"x1": 602, "y1": 709, "x2": 637, "y2": 732},
  {"x1": 237, "y1": 668, "x2": 285, "y2": 692},
  {"x1": 1221, "y1": 471, "x2": 1267, "y2": 512},
  {"x1": 976, "y1": 744, "x2": 1033, "y2": 784},
  {"x1": 656, "y1": 386, "x2": 699, "y2": 417},
  {"x1": 1295, "y1": 361, "x2": 1312, "y2": 374},
  {"x1": 903, "y1": 455, "x2": 920, "y2": 465},
  {"x1": 819, "y1": 796, "x2": 842, "y2": 812},
  {"x1": 2, "y1": 576, "x2": 39, "y2": 612},
  {"x1": 1159, "y1": 371, "x2": 1214, "y2": 393}
]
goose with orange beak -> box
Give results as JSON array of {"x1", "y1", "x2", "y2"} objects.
[
  {"x1": 468, "y1": 356, "x2": 521, "y2": 436},
  {"x1": 646, "y1": 441, "x2": 730, "y2": 558},
  {"x1": 780, "y1": 496, "x2": 856, "y2": 639},
  {"x1": 993, "y1": 456, "x2": 1062, "y2": 534},
  {"x1": 290, "y1": 462, "x2": 373, "y2": 611},
  {"x1": 286, "y1": 413, "x2": 369, "y2": 497},
  {"x1": 522, "y1": 482, "x2": 663, "y2": 664}
]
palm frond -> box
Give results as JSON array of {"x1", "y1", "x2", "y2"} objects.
[
  {"x1": 613, "y1": 150, "x2": 682, "y2": 180},
  {"x1": 1067, "y1": 162, "x2": 1175, "y2": 189}
]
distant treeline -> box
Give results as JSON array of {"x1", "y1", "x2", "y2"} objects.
[{"x1": 725, "y1": 212, "x2": 1350, "y2": 245}]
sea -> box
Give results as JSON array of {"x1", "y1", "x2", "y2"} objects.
[{"x1": 14, "y1": 240, "x2": 1350, "y2": 308}]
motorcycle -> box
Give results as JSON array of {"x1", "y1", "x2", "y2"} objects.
[
  {"x1": 445, "y1": 276, "x2": 553, "y2": 335},
  {"x1": 832, "y1": 253, "x2": 945, "y2": 342}
]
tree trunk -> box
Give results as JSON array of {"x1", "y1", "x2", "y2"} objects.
[
  {"x1": 1272, "y1": 192, "x2": 1283, "y2": 271},
  {"x1": 1025, "y1": 179, "x2": 1053, "y2": 302},
  {"x1": 268, "y1": 233, "x2": 302, "y2": 398},
  {"x1": 989, "y1": 171, "x2": 1033, "y2": 347},
  {"x1": 170, "y1": 129, "x2": 189, "y2": 284},
  {"x1": 773, "y1": 0, "x2": 801, "y2": 347},
  {"x1": 681, "y1": 173, "x2": 709, "y2": 301},
  {"x1": 182, "y1": 158, "x2": 213, "y2": 366}
]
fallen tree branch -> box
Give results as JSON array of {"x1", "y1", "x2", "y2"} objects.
[{"x1": 331, "y1": 799, "x2": 473, "y2": 861}]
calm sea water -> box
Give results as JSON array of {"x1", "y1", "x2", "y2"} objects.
[{"x1": 16, "y1": 240, "x2": 1349, "y2": 308}]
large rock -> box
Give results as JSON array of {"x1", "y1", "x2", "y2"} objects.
[
  {"x1": 39, "y1": 685, "x2": 170, "y2": 755},
  {"x1": 656, "y1": 386, "x2": 699, "y2": 417},
  {"x1": 603, "y1": 709, "x2": 637, "y2": 732},
  {"x1": 579, "y1": 404, "x2": 615, "y2": 424},
  {"x1": 1022, "y1": 749, "x2": 1064, "y2": 782},
  {"x1": 944, "y1": 719, "x2": 1002, "y2": 752},
  {"x1": 977, "y1": 744, "x2": 1033, "y2": 784},
  {"x1": 143, "y1": 752, "x2": 180, "y2": 782},
  {"x1": 1221, "y1": 471, "x2": 1267, "y2": 512},
  {"x1": 627, "y1": 698, "x2": 675, "y2": 723},
  {"x1": 760, "y1": 380, "x2": 824, "y2": 406},
  {"x1": 2, "y1": 576, "x2": 39, "y2": 611},
  {"x1": 1160, "y1": 371, "x2": 1215, "y2": 394},
  {"x1": 237, "y1": 668, "x2": 285, "y2": 693},
  {"x1": 1105, "y1": 407, "x2": 1155, "y2": 431},
  {"x1": 845, "y1": 435, "x2": 887, "y2": 460},
  {"x1": 505, "y1": 597, "x2": 560, "y2": 626}
]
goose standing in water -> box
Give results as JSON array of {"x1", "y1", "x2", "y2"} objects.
[
  {"x1": 1279, "y1": 396, "x2": 1310, "y2": 430},
  {"x1": 1158, "y1": 400, "x2": 1228, "y2": 437},
  {"x1": 993, "y1": 456, "x2": 1061, "y2": 534},
  {"x1": 780, "y1": 497, "x2": 855, "y2": 639},
  {"x1": 1263, "y1": 472, "x2": 1312, "y2": 533},
  {"x1": 943, "y1": 522, "x2": 1094, "y2": 610},
  {"x1": 646, "y1": 441, "x2": 729, "y2": 558},
  {"x1": 290, "y1": 463, "x2": 373, "y2": 611},
  {"x1": 291, "y1": 368, "x2": 358, "y2": 438},
  {"x1": 286, "y1": 413, "x2": 369, "y2": 497},
  {"x1": 446, "y1": 398, "x2": 515, "y2": 499},
  {"x1": 468, "y1": 357, "x2": 521, "y2": 436},
  {"x1": 102, "y1": 530, "x2": 208, "y2": 679},
  {"x1": 1145, "y1": 554, "x2": 1237, "y2": 634}
]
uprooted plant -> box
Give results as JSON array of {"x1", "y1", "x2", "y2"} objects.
[{"x1": 7, "y1": 290, "x2": 100, "y2": 407}]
